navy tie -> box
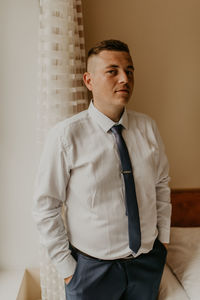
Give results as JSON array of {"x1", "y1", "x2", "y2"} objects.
[{"x1": 111, "y1": 124, "x2": 141, "y2": 253}]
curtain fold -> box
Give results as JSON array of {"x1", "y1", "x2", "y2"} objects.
[{"x1": 37, "y1": 0, "x2": 88, "y2": 299}]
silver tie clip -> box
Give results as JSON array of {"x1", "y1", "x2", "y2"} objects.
[{"x1": 121, "y1": 170, "x2": 132, "y2": 174}]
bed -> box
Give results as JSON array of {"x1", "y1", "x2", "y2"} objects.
[{"x1": 158, "y1": 189, "x2": 200, "y2": 300}]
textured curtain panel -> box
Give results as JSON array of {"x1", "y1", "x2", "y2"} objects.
[
  {"x1": 37, "y1": 0, "x2": 88, "y2": 299},
  {"x1": 37, "y1": 0, "x2": 88, "y2": 145}
]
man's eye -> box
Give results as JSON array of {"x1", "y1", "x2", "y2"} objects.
[
  {"x1": 127, "y1": 70, "x2": 133, "y2": 76},
  {"x1": 107, "y1": 70, "x2": 116, "y2": 74}
]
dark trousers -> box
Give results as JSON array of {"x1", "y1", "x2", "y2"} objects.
[{"x1": 65, "y1": 239, "x2": 167, "y2": 300}]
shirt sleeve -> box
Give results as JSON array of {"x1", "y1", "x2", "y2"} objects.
[
  {"x1": 152, "y1": 120, "x2": 172, "y2": 243},
  {"x1": 32, "y1": 126, "x2": 77, "y2": 279}
]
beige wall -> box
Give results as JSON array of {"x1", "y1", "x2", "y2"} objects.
[
  {"x1": 0, "y1": 0, "x2": 39, "y2": 270},
  {"x1": 82, "y1": 0, "x2": 200, "y2": 188}
]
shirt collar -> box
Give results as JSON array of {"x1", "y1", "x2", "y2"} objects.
[{"x1": 88, "y1": 100, "x2": 129, "y2": 132}]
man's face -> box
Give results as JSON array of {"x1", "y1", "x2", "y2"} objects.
[{"x1": 83, "y1": 50, "x2": 134, "y2": 115}]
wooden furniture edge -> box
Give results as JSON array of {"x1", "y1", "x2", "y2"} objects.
[{"x1": 170, "y1": 188, "x2": 200, "y2": 227}]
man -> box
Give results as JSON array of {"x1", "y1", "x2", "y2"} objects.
[{"x1": 33, "y1": 39, "x2": 171, "y2": 300}]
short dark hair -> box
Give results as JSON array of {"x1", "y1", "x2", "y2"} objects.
[{"x1": 87, "y1": 39, "x2": 130, "y2": 59}]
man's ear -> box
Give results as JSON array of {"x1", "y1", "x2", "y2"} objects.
[{"x1": 83, "y1": 72, "x2": 93, "y2": 91}]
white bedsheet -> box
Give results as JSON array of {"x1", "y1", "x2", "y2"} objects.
[
  {"x1": 159, "y1": 264, "x2": 189, "y2": 300},
  {"x1": 159, "y1": 227, "x2": 200, "y2": 300}
]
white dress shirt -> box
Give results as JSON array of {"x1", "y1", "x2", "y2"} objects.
[{"x1": 33, "y1": 101, "x2": 171, "y2": 279}]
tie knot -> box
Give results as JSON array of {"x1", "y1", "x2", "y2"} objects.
[{"x1": 111, "y1": 124, "x2": 123, "y2": 135}]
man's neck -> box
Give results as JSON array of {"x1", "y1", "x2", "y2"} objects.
[{"x1": 92, "y1": 101, "x2": 125, "y2": 123}]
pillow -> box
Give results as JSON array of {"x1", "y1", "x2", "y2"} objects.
[
  {"x1": 166, "y1": 227, "x2": 200, "y2": 300},
  {"x1": 159, "y1": 264, "x2": 189, "y2": 300}
]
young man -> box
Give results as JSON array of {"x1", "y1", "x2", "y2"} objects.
[{"x1": 33, "y1": 40, "x2": 171, "y2": 300}]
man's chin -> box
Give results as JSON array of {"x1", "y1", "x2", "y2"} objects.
[{"x1": 116, "y1": 96, "x2": 130, "y2": 105}]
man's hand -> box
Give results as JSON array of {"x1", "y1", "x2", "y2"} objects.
[
  {"x1": 163, "y1": 243, "x2": 169, "y2": 250},
  {"x1": 64, "y1": 275, "x2": 73, "y2": 285}
]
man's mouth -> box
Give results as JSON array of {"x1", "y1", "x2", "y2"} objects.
[{"x1": 115, "y1": 89, "x2": 129, "y2": 94}]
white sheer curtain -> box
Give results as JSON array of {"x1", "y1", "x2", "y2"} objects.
[
  {"x1": 37, "y1": 0, "x2": 88, "y2": 299},
  {"x1": 37, "y1": 0, "x2": 88, "y2": 145}
]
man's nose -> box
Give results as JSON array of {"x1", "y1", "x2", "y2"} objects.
[{"x1": 118, "y1": 71, "x2": 129, "y2": 84}]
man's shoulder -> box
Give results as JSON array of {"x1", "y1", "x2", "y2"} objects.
[
  {"x1": 52, "y1": 109, "x2": 89, "y2": 133},
  {"x1": 127, "y1": 109, "x2": 155, "y2": 125},
  {"x1": 45, "y1": 109, "x2": 90, "y2": 145}
]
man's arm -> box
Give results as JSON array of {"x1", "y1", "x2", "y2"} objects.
[
  {"x1": 32, "y1": 126, "x2": 76, "y2": 279},
  {"x1": 153, "y1": 120, "x2": 172, "y2": 244}
]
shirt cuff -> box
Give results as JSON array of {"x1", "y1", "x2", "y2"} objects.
[
  {"x1": 158, "y1": 228, "x2": 171, "y2": 243},
  {"x1": 56, "y1": 254, "x2": 77, "y2": 279}
]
